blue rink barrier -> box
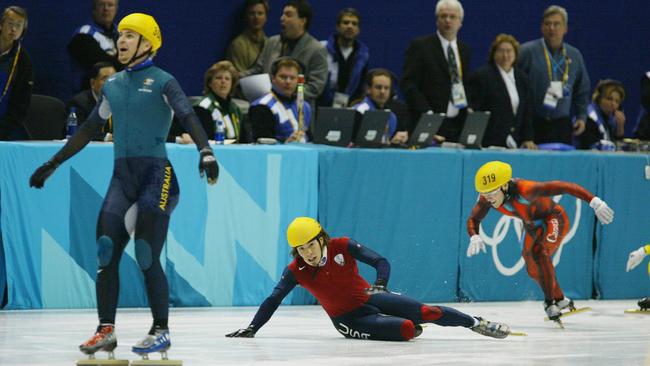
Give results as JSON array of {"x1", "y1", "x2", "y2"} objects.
[{"x1": 0, "y1": 142, "x2": 648, "y2": 309}]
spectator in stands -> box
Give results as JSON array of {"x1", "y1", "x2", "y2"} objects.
[
  {"x1": 242, "y1": 0, "x2": 327, "y2": 104},
  {"x1": 318, "y1": 8, "x2": 369, "y2": 108},
  {"x1": 401, "y1": 0, "x2": 470, "y2": 143},
  {"x1": 195, "y1": 61, "x2": 243, "y2": 142},
  {"x1": 352, "y1": 69, "x2": 397, "y2": 144},
  {"x1": 0, "y1": 5, "x2": 32, "y2": 141},
  {"x1": 68, "y1": 0, "x2": 120, "y2": 91},
  {"x1": 576, "y1": 80, "x2": 626, "y2": 150},
  {"x1": 248, "y1": 57, "x2": 311, "y2": 143},
  {"x1": 634, "y1": 72, "x2": 650, "y2": 140},
  {"x1": 467, "y1": 34, "x2": 536, "y2": 149},
  {"x1": 67, "y1": 61, "x2": 116, "y2": 141},
  {"x1": 517, "y1": 5, "x2": 590, "y2": 147},
  {"x1": 226, "y1": 0, "x2": 269, "y2": 72}
]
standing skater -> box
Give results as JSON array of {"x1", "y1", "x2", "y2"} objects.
[
  {"x1": 29, "y1": 13, "x2": 218, "y2": 360},
  {"x1": 466, "y1": 161, "x2": 613, "y2": 320},
  {"x1": 227, "y1": 217, "x2": 511, "y2": 341}
]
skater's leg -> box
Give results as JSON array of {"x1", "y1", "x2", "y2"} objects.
[
  {"x1": 366, "y1": 292, "x2": 475, "y2": 327},
  {"x1": 331, "y1": 304, "x2": 416, "y2": 341},
  {"x1": 134, "y1": 160, "x2": 179, "y2": 332}
]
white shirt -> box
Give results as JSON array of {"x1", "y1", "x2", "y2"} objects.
[
  {"x1": 497, "y1": 65, "x2": 519, "y2": 115},
  {"x1": 437, "y1": 31, "x2": 462, "y2": 118}
]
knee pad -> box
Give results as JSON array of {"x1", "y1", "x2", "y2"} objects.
[
  {"x1": 97, "y1": 235, "x2": 114, "y2": 267},
  {"x1": 400, "y1": 319, "x2": 415, "y2": 340},
  {"x1": 420, "y1": 305, "x2": 443, "y2": 321},
  {"x1": 135, "y1": 239, "x2": 153, "y2": 270}
]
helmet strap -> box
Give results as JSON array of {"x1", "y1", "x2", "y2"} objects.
[{"x1": 122, "y1": 34, "x2": 152, "y2": 67}]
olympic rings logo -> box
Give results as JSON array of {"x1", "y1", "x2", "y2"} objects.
[{"x1": 477, "y1": 194, "x2": 582, "y2": 276}]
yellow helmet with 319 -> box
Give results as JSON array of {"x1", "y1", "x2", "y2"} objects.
[
  {"x1": 118, "y1": 13, "x2": 162, "y2": 52},
  {"x1": 287, "y1": 217, "x2": 322, "y2": 248},
  {"x1": 475, "y1": 161, "x2": 512, "y2": 193}
]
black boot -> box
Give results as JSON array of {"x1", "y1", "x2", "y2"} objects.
[{"x1": 638, "y1": 297, "x2": 650, "y2": 310}]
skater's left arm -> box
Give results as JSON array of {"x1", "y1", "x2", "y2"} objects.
[
  {"x1": 348, "y1": 239, "x2": 390, "y2": 290},
  {"x1": 226, "y1": 267, "x2": 297, "y2": 337},
  {"x1": 163, "y1": 79, "x2": 219, "y2": 184},
  {"x1": 525, "y1": 181, "x2": 614, "y2": 224}
]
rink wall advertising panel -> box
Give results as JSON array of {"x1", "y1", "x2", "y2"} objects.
[{"x1": 0, "y1": 143, "x2": 648, "y2": 309}]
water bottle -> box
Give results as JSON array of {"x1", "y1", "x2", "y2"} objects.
[
  {"x1": 214, "y1": 119, "x2": 225, "y2": 145},
  {"x1": 66, "y1": 107, "x2": 78, "y2": 139}
]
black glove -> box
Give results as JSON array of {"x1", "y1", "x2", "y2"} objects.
[
  {"x1": 29, "y1": 161, "x2": 59, "y2": 188},
  {"x1": 225, "y1": 325, "x2": 256, "y2": 338},
  {"x1": 365, "y1": 283, "x2": 388, "y2": 295},
  {"x1": 198, "y1": 147, "x2": 219, "y2": 185}
]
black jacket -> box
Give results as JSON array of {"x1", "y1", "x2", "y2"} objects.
[
  {"x1": 467, "y1": 63, "x2": 534, "y2": 147},
  {"x1": 0, "y1": 41, "x2": 32, "y2": 140}
]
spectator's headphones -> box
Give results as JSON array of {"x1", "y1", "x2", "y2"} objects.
[
  {"x1": 592, "y1": 79, "x2": 625, "y2": 103},
  {"x1": 0, "y1": 6, "x2": 28, "y2": 39},
  {"x1": 270, "y1": 56, "x2": 304, "y2": 76}
]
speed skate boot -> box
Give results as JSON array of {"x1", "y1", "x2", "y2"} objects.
[
  {"x1": 414, "y1": 324, "x2": 423, "y2": 338},
  {"x1": 544, "y1": 300, "x2": 561, "y2": 321},
  {"x1": 556, "y1": 297, "x2": 575, "y2": 312},
  {"x1": 132, "y1": 326, "x2": 171, "y2": 361},
  {"x1": 638, "y1": 297, "x2": 650, "y2": 311},
  {"x1": 470, "y1": 317, "x2": 510, "y2": 339},
  {"x1": 79, "y1": 324, "x2": 117, "y2": 357}
]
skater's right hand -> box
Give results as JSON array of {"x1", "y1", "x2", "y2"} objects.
[
  {"x1": 466, "y1": 235, "x2": 486, "y2": 257},
  {"x1": 626, "y1": 246, "x2": 648, "y2": 272},
  {"x1": 29, "y1": 160, "x2": 59, "y2": 188},
  {"x1": 225, "y1": 326, "x2": 255, "y2": 338}
]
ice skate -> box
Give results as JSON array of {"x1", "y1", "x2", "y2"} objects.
[
  {"x1": 625, "y1": 297, "x2": 650, "y2": 314},
  {"x1": 556, "y1": 297, "x2": 575, "y2": 311},
  {"x1": 470, "y1": 317, "x2": 510, "y2": 339},
  {"x1": 131, "y1": 327, "x2": 182, "y2": 366},
  {"x1": 77, "y1": 324, "x2": 128, "y2": 366}
]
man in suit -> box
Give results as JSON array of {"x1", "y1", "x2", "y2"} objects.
[
  {"x1": 467, "y1": 34, "x2": 536, "y2": 149},
  {"x1": 67, "y1": 61, "x2": 116, "y2": 140},
  {"x1": 242, "y1": 0, "x2": 327, "y2": 104},
  {"x1": 401, "y1": 0, "x2": 470, "y2": 143}
]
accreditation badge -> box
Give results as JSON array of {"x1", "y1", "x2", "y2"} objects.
[
  {"x1": 451, "y1": 81, "x2": 468, "y2": 109},
  {"x1": 543, "y1": 81, "x2": 563, "y2": 110}
]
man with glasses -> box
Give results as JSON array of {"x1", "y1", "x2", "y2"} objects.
[
  {"x1": 465, "y1": 161, "x2": 613, "y2": 320},
  {"x1": 0, "y1": 5, "x2": 32, "y2": 140},
  {"x1": 517, "y1": 5, "x2": 591, "y2": 147},
  {"x1": 401, "y1": 0, "x2": 470, "y2": 143}
]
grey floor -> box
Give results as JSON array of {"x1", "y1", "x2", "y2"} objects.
[{"x1": 0, "y1": 300, "x2": 648, "y2": 366}]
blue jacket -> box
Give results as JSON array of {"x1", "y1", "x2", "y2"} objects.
[{"x1": 319, "y1": 34, "x2": 370, "y2": 106}]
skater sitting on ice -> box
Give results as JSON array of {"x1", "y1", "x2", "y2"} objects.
[
  {"x1": 626, "y1": 243, "x2": 650, "y2": 311},
  {"x1": 226, "y1": 217, "x2": 511, "y2": 341},
  {"x1": 465, "y1": 161, "x2": 614, "y2": 321}
]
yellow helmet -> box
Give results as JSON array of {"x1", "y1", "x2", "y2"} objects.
[
  {"x1": 475, "y1": 161, "x2": 512, "y2": 193},
  {"x1": 118, "y1": 13, "x2": 162, "y2": 52},
  {"x1": 287, "y1": 217, "x2": 322, "y2": 248}
]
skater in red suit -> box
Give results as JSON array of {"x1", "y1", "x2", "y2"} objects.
[
  {"x1": 227, "y1": 217, "x2": 511, "y2": 341},
  {"x1": 466, "y1": 161, "x2": 614, "y2": 320}
]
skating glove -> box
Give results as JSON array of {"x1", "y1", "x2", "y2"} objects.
[
  {"x1": 225, "y1": 325, "x2": 256, "y2": 338},
  {"x1": 589, "y1": 197, "x2": 614, "y2": 224},
  {"x1": 626, "y1": 245, "x2": 649, "y2": 272},
  {"x1": 29, "y1": 160, "x2": 59, "y2": 188},
  {"x1": 466, "y1": 235, "x2": 486, "y2": 257},
  {"x1": 199, "y1": 147, "x2": 219, "y2": 185}
]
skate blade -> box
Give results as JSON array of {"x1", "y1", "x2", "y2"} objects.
[
  {"x1": 544, "y1": 306, "x2": 592, "y2": 321},
  {"x1": 130, "y1": 360, "x2": 182, "y2": 366},
  {"x1": 508, "y1": 330, "x2": 528, "y2": 336},
  {"x1": 76, "y1": 359, "x2": 129, "y2": 366},
  {"x1": 624, "y1": 309, "x2": 650, "y2": 314}
]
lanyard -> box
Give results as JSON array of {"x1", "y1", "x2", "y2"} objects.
[
  {"x1": 543, "y1": 43, "x2": 568, "y2": 84},
  {"x1": 0, "y1": 43, "x2": 21, "y2": 104}
]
